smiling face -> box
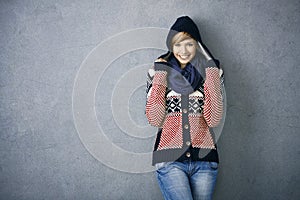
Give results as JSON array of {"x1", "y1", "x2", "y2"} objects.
[{"x1": 172, "y1": 32, "x2": 198, "y2": 68}]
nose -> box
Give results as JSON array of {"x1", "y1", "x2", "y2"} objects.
[{"x1": 180, "y1": 45, "x2": 187, "y2": 53}]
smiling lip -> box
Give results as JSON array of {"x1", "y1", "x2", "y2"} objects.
[{"x1": 179, "y1": 55, "x2": 190, "y2": 60}]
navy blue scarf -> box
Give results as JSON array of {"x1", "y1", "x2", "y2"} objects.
[{"x1": 166, "y1": 53, "x2": 204, "y2": 95}]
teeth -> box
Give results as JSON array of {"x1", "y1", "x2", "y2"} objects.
[{"x1": 180, "y1": 55, "x2": 189, "y2": 58}]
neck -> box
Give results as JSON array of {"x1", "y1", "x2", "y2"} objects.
[{"x1": 180, "y1": 64, "x2": 186, "y2": 69}]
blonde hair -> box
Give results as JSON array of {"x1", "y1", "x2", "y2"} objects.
[{"x1": 171, "y1": 32, "x2": 200, "y2": 51}]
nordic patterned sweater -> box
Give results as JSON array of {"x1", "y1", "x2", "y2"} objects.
[{"x1": 146, "y1": 59, "x2": 224, "y2": 165}]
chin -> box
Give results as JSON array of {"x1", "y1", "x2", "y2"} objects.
[
  {"x1": 180, "y1": 61, "x2": 189, "y2": 65},
  {"x1": 179, "y1": 59, "x2": 190, "y2": 65}
]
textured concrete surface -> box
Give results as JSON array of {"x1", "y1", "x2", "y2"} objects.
[{"x1": 1, "y1": 0, "x2": 299, "y2": 199}]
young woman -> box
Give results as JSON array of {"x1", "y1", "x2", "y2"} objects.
[{"x1": 146, "y1": 16, "x2": 224, "y2": 200}]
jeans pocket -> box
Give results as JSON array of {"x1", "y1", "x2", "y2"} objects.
[
  {"x1": 208, "y1": 161, "x2": 219, "y2": 170},
  {"x1": 155, "y1": 162, "x2": 169, "y2": 170},
  {"x1": 155, "y1": 162, "x2": 173, "y2": 175}
]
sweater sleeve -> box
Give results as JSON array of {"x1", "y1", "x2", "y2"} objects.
[
  {"x1": 203, "y1": 60, "x2": 223, "y2": 127},
  {"x1": 145, "y1": 66, "x2": 167, "y2": 127}
]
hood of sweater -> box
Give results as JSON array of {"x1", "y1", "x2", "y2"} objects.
[
  {"x1": 160, "y1": 15, "x2": 220, "y2": 68},
  {"x1": 166, "y1": 16, "x2": 202, "y2": 51}
]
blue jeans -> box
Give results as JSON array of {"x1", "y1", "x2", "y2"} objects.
[{"x1": 155, "y1": 160, "x2": 218, "y2": 200}]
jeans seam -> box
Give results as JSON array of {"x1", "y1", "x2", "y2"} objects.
[{"x1": 156, "y1": 172, "x2": 172, "y2": 200}]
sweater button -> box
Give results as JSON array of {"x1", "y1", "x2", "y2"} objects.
[
  {"x1": 186, "y1": 152, "x2": 191, "y2": 157},
  {"x1": 184, "y1": 124, "x2": 189, "y2": 129},
  {"x1": 186, "y1": 141, "x2": 191, "y2": 146},
  {"x1": 183, "y1": 108, "x2": 188, "y2": 113}
]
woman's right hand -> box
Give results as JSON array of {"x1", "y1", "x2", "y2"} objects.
[
  {"x1": 153, "y1": 58, "x2": 171, "y2": 73},
  {"x1": 155, "y1": 58, "x2": 167, "y2": 63}
]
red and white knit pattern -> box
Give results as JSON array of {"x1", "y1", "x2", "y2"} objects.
[
  {"x1": 146, "y1": 71, "x2": 167, "y2": 127},
  {"x1": 189, "y1": 115, "x2": 216, "y2": 149},
  {"x1": 146, "y1": 66, "x2": 223, "y2": 151},
  {"x1": 203, "y1": 67, "x2": 223, "y2": 127},
  {"x1": 157, "y1": 114, "x2": 183, "y2": 150}
]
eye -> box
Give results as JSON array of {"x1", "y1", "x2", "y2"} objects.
[
  {"x1": 174, "y1": 43, "x2": 180, "y2": 47},
  {"x1": 187, "y1": 43, "x2": 194, "y2": 47}
]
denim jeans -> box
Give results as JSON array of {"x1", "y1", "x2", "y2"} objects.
[{"x1": 155, "y1": 160, "x2": 218, "y2": 200}]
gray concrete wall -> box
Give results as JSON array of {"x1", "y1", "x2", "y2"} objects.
[{"x1": 1, "y1": 0, "x2": 299, "y2": 199}]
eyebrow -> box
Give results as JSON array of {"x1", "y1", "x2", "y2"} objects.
[{"x1": 177, "y1": 39, "x2": 195, "y2": 44}]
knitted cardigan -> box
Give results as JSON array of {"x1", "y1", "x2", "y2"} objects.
[{"x1": 146, "y1": 59, "x2": 224, "y2": 165}]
